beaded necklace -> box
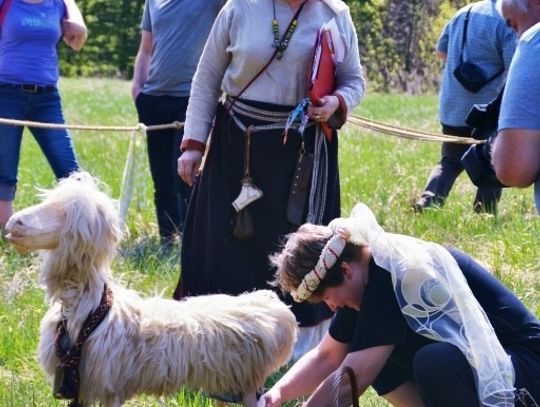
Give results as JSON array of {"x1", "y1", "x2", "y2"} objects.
[{"x1": 272, "y1": 0, "x2": 306, "y2": 60}]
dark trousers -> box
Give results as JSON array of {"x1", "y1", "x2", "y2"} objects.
[
  {"x1": 420, "y1": 125, "x2": 501, "y2": 212},
  {"x1": 413, "y1": 343, "x2": 540, "y2": 407},
  {"x1": 135, "y1": 93, "x2": 191, "y2": 242}
]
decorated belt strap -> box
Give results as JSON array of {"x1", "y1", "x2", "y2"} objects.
[
  {"x1": 225, "y1": 96, "x2": 314, "y2": 134},
  {"x1": 54, "y1": 284, "x2": 113, "y2": 407}
]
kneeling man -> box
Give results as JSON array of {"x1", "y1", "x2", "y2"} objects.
[{"x1": 262, "y1": 203, "x2": 540, "y2": 407}]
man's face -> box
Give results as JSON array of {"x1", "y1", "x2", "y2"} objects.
[
  {"x1": 319, "y1": 262, "x2": 365, "y2": 312},
  {"x1": 502, "y1": 0, "x2": 540, "y2": 37},
  {"x1": 502, "y1": 2, "x2": 521, "y2": 33}
]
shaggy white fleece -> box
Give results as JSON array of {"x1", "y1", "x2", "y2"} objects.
[{"x1": 6, "y1": 173, "x2": 297, "y2": 407}]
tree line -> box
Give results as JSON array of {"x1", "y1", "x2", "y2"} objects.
[{"x1": 60, "y1": 0, "x2": 467, "y2": 93}]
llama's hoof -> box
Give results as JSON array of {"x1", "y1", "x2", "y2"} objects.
[
  {"x1": 205, "y1": 388, "x2": 264, "y2": 404},
  {"x1": 205, "y1": 391, "x2": 241, "y2": 403}
]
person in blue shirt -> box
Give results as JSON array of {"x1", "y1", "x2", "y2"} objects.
[
  {"x1": 262, "y1": 214, "x2": 540, "y2": 407},
  {"x1": 0, "y1": 0, "x2": 87, "y2": 231},
  {"x1": 414, "y1": 0, "x2": 516, "y2": 214},
  {"x1": 493, "y1": 0, "x2": 540, "y2": 214}
]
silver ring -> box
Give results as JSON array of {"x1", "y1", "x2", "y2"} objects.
[{"x1": 313, "y1": 114, "x2": 322, "y2": 121}]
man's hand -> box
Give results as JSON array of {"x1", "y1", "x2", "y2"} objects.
[
  {"x1": 178, "y1": 149, "x2": 203, "y2": 186},
  {"x1": 131, "y1": 83, "x2": 142, "y2": 101},
  {"x1": 132, "y1": 31, "x2": 153, "y2": 102},
  {"x1": 307, "y1": 95, "x2": 340, "y2": 123}
]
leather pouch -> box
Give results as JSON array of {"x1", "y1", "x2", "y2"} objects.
[
  {"x1": 233, "y1": 207, "x2": 255, "y2": 240},
  {"x1": 286, "y1": 152, "x2": 314, "y2": 225},
  {"x1": 53, "y1": 330, "x2": 77, "y2": 400},
  {"x1": 53, "y1": 365, "x2": 77, "y2": 399}
]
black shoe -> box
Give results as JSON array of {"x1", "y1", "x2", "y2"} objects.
[
  {"x1": 413, "y1": 196, "x2": 444, "y2": 213},
  {"x1": 473, "y1": 201, "x2": 497, "y2": 215}
]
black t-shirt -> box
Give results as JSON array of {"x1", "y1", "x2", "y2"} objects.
[{"x1": 329, "y1": 247, "x2": 540, "y2": 357}]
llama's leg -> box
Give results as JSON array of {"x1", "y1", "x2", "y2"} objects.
[{"x1": 242, "y1": 391, "x2": 258, "y2": 407}]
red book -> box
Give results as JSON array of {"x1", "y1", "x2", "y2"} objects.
[{"x1": 308, "y1": 28, "x2": 336, "y2": 141}]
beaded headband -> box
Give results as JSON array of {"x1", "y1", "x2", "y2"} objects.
[{"x1": 291, "y1": 228, "x2": 351, "y2": 302}]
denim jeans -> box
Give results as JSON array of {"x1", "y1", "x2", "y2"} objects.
[
  {"x1": 135, "y1": 92, "x2": 192, "y2": 241},
  {"x1": 0, "y1": 84, "x2": 80, "y2": 200}
]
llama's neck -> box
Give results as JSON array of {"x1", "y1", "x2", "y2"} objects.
[{"x1": 42, "y1": 253, "x2": 111, "y2": 327}]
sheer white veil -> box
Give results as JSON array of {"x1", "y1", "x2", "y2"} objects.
[{"x1": 328, "y1": 203, "x2": 515, "y2": 407}]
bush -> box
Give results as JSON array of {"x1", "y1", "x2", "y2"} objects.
[{"x1": 349, "y1": 0, "x2": 467, "y2": 93}]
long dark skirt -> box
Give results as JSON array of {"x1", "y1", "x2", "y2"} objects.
[{"x1": 173, "y1": 99, "x2": 339, "y2": 326}]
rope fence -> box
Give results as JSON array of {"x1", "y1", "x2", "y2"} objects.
[
  {"x1": 0, "y1": 117, "x2": 183, "y2": 132},
  {"x1": 0, "y1": 117, "x2": 184, "y2": 229},
  {"x1": 0, "y1": 114, "x2": 482, "y2": 227},
  {"x1": 349, "y1": 115, "x2": 484, "y2": 145}
]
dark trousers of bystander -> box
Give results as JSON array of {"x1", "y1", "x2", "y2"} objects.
[
  {"x1": 135, "y1": 92, "x2": 192, "y2": 243},
  {"x1": 415, "y1": 125, "x2": 502, "y2": 213}
]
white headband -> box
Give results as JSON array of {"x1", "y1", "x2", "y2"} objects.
[{"x1": 291, "y1": 228, "x2": 350, "y2": 302}]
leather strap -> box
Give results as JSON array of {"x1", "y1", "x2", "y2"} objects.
[
  {"x1": 54, "y1": 284, "x2": 113, "y2": 405},
  {"x1": 227, "y1": 0, "x2": 308, "y2": 110},
  {"x1": 187, "y1": 1, "x2": 308, "y2": 153},
  {"x1": 332, "y1": 365, "x2": 360, "y2": 407},
  {"x1": 458, "y1": 6, "x2": 504, "y2": 84},
  {"x1": 459, "y1": 6, "x2": 473, "y2": 64}
]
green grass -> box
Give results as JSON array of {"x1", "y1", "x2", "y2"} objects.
[{"x1": 0, "y1": 78, "x2": 538, "y2": 406}]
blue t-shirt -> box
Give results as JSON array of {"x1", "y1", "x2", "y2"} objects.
[
  {"x1": 437, "y1": 0, "x2": 516, "y2": 127},
  {"x1": 498, "y1": 22, "x2": 540, "y2": 214},
  {"x1": 140, "y1": 0, "x2": 226, "y2": 97},
  {"x1": 0, "y1": 0, "x2": 65, "y2": 86}
]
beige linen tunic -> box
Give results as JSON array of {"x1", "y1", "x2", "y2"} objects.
[{"x1": 182, "y1": 0, "x2": 365, "y2": 148}]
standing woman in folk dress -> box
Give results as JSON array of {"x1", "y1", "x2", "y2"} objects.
[{"x1": 176, "y1": 0, "x2": 365, "y2": 356}]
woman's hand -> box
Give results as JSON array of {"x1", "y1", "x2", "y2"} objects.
[
  {"x1": 178, "y1": 149, "x2": 203, "y2": 186},
  {"x1": 62, "y1": 19, "x2": 87, "y2": 51},
  {"x1": 307, "y1": 95, "x2": 340, "y2": 122}
]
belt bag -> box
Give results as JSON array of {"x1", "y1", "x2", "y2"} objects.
[
  {"x1": 454, "y1": 62, "x2": 491, "y2": 93},
  {"x1": 453, "y1": 7, "x2": 503, "y2": 93}
]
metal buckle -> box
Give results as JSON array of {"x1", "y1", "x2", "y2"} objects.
[{"x1": 21, "y1": 84, "x2": 39, "y2": 93}]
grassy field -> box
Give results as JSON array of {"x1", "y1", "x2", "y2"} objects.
[{"x1": 0, "y1": 78, "x2": 538, "y2": 406}]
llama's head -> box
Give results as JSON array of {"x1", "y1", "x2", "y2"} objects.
[{"x1": 5, "y1": 172, "x2": 121, "y2": 287}]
